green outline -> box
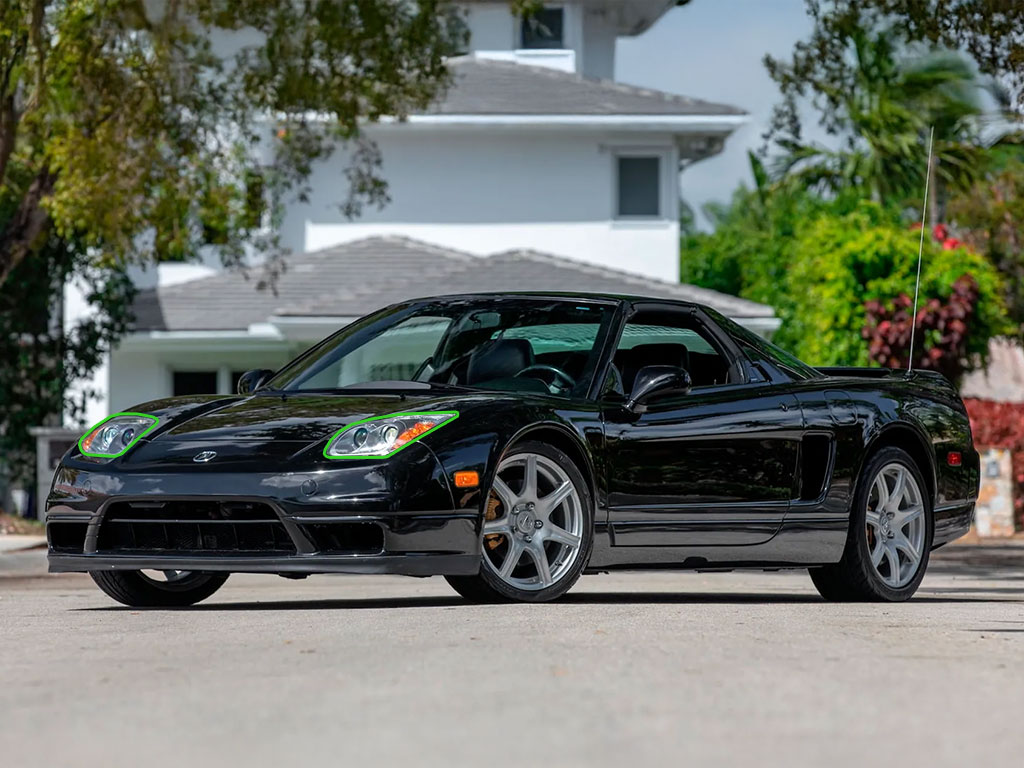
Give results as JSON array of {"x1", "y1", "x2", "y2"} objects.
[
  {"x1": 78, "y1": 412, "x2": 159, "y2": 458},
  {"x1": 323, "y1": 411, "x2": 459, "y2": 460}
]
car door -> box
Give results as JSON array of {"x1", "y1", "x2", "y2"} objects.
[{"x1": 602, "y1": 305, "x2": 805, "y2": 546}]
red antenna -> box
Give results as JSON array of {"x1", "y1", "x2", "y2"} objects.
[{"x1": 908, "y1": 126, "x2": 935, "y2": 374}]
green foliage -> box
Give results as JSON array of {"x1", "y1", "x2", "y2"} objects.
[
  {"x1": 0, "y1": 0, "x2": 468, "y2": 286},
  {"x1": 947, "y1": 151, "x2": 1024, "y2": 342},
  {"x1": 681, "y1": 154, "x2": 863, "y2": 310},
  {"x1": 777, "y1": 203, "x2": 1007, "y2": 367},
  {"x1": 0, "y1": 224, "x2": 134, "y2": 484}
]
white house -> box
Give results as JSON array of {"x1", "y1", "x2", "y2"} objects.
[{"x1": 68, "y1": 0, "x2": 766, "y2": 427}]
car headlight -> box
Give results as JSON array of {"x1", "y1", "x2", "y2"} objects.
[
  {"x1": 79, "y1": 412, "x2": 158, "y2": 458},
  {"x1": 324, "y1": 411, "x2": 458, "y2": 459}
]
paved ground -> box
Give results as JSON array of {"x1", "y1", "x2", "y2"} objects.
[{"x1": 2, "y1": 544, "x2": 1024, "y2": 768}]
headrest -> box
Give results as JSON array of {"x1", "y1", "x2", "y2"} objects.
[{"x1": 466, "y1": 338, "x2": 535, "y2": 384}]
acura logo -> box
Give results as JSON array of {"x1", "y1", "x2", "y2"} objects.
[{"x1": 192, "y1": 451, "x2": 217, "y2": 463}]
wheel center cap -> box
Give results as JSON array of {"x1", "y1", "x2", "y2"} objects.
[{"x1": 515, "y1": 511, "x2": 536, "y2": 535}]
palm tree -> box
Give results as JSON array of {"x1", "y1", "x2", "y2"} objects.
[{"x1": 770, "y1": 28, "x2": 1005, "y2": 223}]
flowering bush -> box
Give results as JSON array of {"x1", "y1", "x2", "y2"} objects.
[
  {"x1": 777, "y1": 203, "x2": 1008, "y2": 370},
  {"x1": 862, "y1": 275, "x2": 978, "y2": 380}
]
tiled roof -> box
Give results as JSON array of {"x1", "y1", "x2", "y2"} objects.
[
  {"x1": 420, "y1": 57, "x2": 745, "y2": 117},
  {"x1": 130, "y1": 236, "x2": 774, "y2": 332}
]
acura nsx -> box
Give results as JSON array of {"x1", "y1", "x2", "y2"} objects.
[{"x1": 46, "y1": 293, "x2": 979, "y2": 605}]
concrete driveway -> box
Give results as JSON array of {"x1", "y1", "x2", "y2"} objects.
[{"x1": 2, "y1": 543, "x2": 1023, "y2": 768}]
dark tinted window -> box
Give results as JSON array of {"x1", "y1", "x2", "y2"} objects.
[
  {"x1": 173, "y1": 371, "x2": 218, "y2": 396},
  {"x1": 269, "y1": 298, "x2": 616, "y2": 399},
  {"x1": 617, "y1": 157, "x2": 660, "y2": 217},
  {"x1": 521, "y1": 8, "x2": 564, "y2": 48},
  {"x1": 711, "y1": 310, "x2": 821, "y2": 381}
]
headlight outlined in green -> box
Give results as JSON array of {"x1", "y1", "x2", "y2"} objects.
[
  {"x1": 323, "y1": 411, "x2": 459, "y2": 460},
  {"x1": 78, "y1": 412, "x2": 159, "y2": 458}
]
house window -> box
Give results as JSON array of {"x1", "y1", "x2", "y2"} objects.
[
  {"x1": 616, "y1": 155, "x2": 662, "y2": 218},
  {"x1": 520, "y1": 7, "x2": 564, "y2": 49},
  {"x1": 172, "y1": 370, "x2": 218, "y2": 396}
]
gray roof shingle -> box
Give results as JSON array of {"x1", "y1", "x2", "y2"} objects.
[
  {"x1": 130, "y1": 236, "x2": 773, "y2": 332},
  {"x1": 421, "y1": 57, "x2": 746, "y2": 117}
]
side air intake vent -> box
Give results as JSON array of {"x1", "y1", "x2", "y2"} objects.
[{"x1": 800, "y1": 434, "x2": 834, "y2": 501}]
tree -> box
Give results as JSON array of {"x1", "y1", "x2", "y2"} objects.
[
  {"x1": 0, "y1": 228, "x2": 134, "y2": 485},
  {"x1": 0, "y1": 1, "x2": 467, "y2": 289},
  {"x1": 768, "y1": 27, "x2": 1004, "y2": 221},
  {"x1": 947, "y1": 151, "x2": 1024, "y2": 342},
  {"x1": 765, "y1": 1, "x2": 1024, "y2": 137}
]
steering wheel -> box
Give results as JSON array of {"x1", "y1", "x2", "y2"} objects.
[{"x1": 514, "y1": 364, "x2": 576, "y2": 394}]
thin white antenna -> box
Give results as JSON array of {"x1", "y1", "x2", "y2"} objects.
[{"x1": 908, "y1": 125, "x2": 935, "y2": 373}]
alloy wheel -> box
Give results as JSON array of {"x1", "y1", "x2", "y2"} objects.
[
  {"x1": 865, "y1": 462, "x2": 926, "y2": 588},
  {"x1": 481, "y1": 452, "x2": 584, "y2": 591}
]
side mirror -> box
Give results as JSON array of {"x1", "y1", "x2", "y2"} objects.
[
  {"x1": 237, "y1": 369, "x2": 275, "y2": 395},
  {"x1": 626, "y1": 365, "x2": 692, "y2": 410}
]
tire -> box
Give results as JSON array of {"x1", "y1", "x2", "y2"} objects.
[
  {"x1": 810, "y1": 447, "x2": 932, "y2": 602},
  {"x1": 90, "y1": 570, "x2": 229, "y2": 607},
  {"x1": 446, "y1": 441, "x2": 594, "y2": 603}
]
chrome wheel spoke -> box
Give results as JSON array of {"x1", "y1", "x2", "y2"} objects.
[
  {"x1": 491, "y1": 477, "x2": 517, "y2": 511},
  {"x1": 892, "y1": 531, "x2": 921, "y2": 565},
  {"x1": 874, "y1": 474, "x2": 890, "y2": 511},
  {"x1": 546, "y1": 524, "x2": 581, "y2": 548},
  {"x1": 538, "y1": 481, "x2": 573, "y2": 521},
  {"x1": 527, "y1": 543, "x2": 553, "y2": 587},
  {"x1": 870, "y1": 540, "x2": 886, "y2": 567},
  {"x1": 896, "y1": 505, "x2": 923, "y2": 528},
  {"x1": 884, "y1": 545, "x2": 902, "y2": 585},
  {"x1": 499, "y1": 538, "x2": 525, "y2": 578},
  {"x1": 889, "y1": 468, "x2": 906, "y2": 509},
  {"x1": 865, "y1": 509, "x2": 882, "y2": 530},
  {"x1": 483, "y1": 517, "x2": 511, "y2": 536},
  {"x1": 522, "y1": 454, "x2": 538, "y2": 500}
]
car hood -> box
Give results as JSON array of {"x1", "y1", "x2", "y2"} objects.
[{"x1": 154, "y1": 392, "x2": 453, "y2": 443}]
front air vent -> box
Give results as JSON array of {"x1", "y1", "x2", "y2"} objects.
[
  {"x1": 97, "y1": 499, "x2": 294, "y2": 555},
  {"x1": 48, "y1": 522, "x2": 89, "y2": 554}
]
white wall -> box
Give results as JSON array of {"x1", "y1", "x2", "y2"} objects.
[
  {"x1": 462, "y1": 2, "x2": 616, "y2": 79},
  {"x1": 282, "y1": 128, "x2": 681, "y2": 281},
  {"x1": 108, "y1": 343, "x2": 296, "y2": 411}
]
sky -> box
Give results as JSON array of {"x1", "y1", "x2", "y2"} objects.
[{"x1": 616, "y1": 0, "x2": 817, "y2": 226}]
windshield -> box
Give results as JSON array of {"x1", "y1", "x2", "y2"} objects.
[{"x1": 268, "y1": 297, "x2": 617, "y2": 399}]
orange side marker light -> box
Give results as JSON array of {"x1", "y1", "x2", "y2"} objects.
[{"x1": 454, "y1": 471, "x2": 479, "y2": 488}]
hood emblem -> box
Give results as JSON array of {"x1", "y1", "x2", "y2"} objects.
[{"x1": 192, "y1": 451, "x2": 217, "y2": 463}]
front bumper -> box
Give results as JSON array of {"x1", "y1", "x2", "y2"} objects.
[{"x1": 45, "y1": 444, "x2": 483, "y2": 577}]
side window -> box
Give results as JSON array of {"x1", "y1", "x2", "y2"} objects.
[{"x1": 611, "y1": 311, "x2": 735, "y2": 396}]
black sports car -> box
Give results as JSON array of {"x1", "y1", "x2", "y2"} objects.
[{"x1": 46, "y1": 293, "x2": 979, "y2": 606}]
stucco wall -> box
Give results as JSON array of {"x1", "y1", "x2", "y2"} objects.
[{"x1": 282, "y1": 128, "x2": 682, "y2": 282}]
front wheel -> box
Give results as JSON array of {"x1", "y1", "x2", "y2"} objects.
[
  {"x1": 445, "y1": 441, "x2": 593, "y2": 603},
  {"x1": 810, "y1": 447, "x2": 932, "y2": 602},
  {"x1": 90, "y1": 570, "x2": 229, "y2": 607}
]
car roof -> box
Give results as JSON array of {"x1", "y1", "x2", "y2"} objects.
[{"x1": 402, "y1": 291, "x2": 703, "y2": 309}]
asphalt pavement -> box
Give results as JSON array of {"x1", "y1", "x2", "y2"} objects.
[{"x1": 2, "y1": 543, "x2": 1024, "y2": 768}]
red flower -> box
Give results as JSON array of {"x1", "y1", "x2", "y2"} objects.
[{"x1": 933, "y1": 223, "x2": 949, "y2": 241}]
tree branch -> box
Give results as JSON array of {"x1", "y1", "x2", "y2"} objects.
[{"x1": 0, "y1": 166, "x2": 57, "y2": 288}]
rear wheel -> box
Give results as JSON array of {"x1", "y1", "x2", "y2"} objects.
[
  {"x1": 810, "y1": 447, "x2": 931, "y2": 602},
  {"x1": 90, "y1": 570, "x2": 229, "y2": 607},
  {"x1": 445, "y1": 441, "x2": 593, "y2": 603}
]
